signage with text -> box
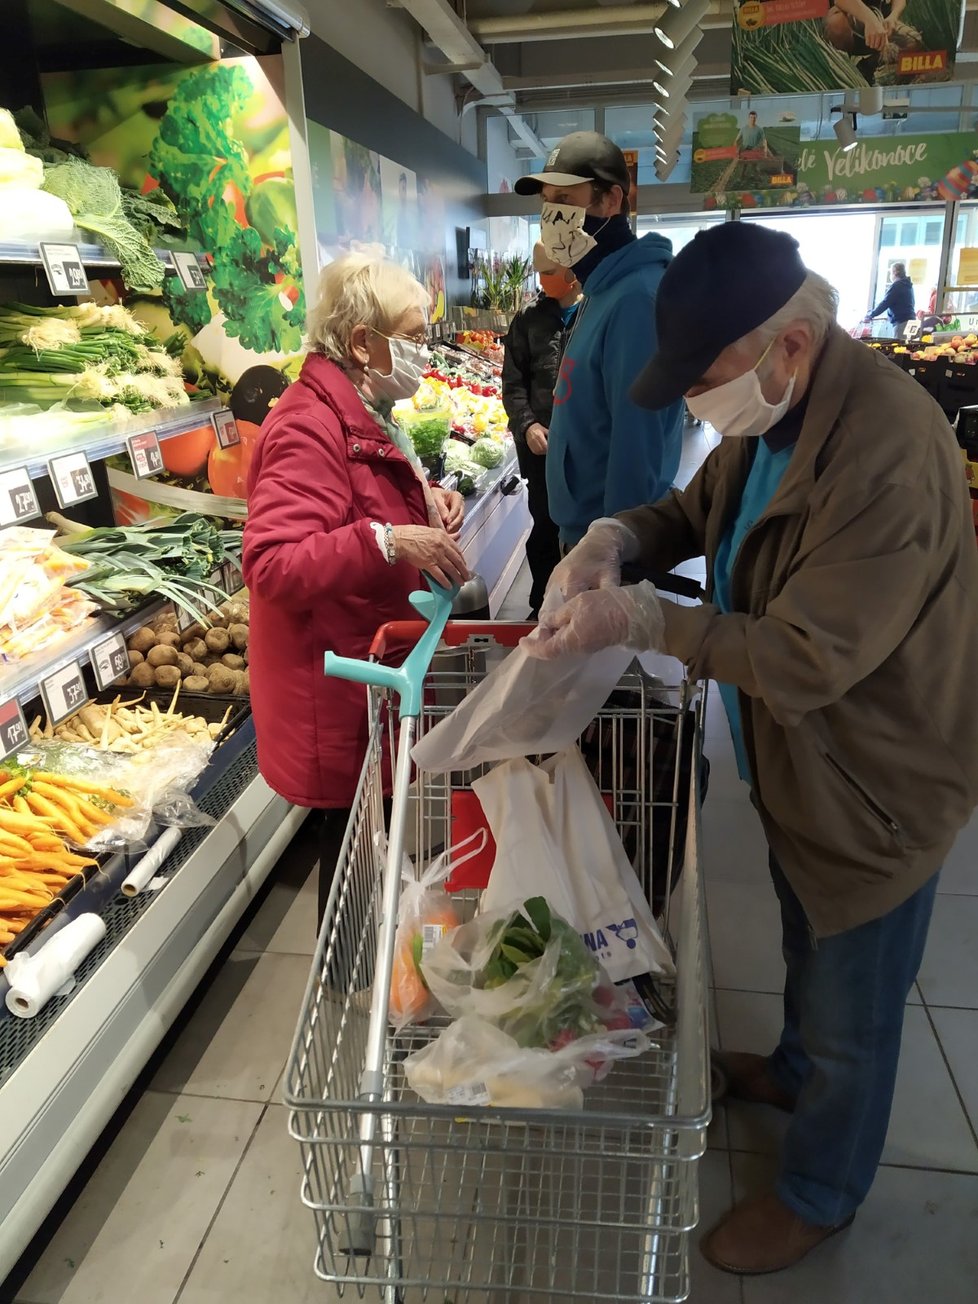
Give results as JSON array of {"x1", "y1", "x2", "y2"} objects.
[
  {"x1": 48, "y1": 450, "x2": 98, "y2": 508},
  {"x1": 39, "y1": 242, "x2": 89, "y2": 295},
  {"x1": 127, "y1": 430, "x2": 164, "y2": 479},
  {"x1": 0, "y1": 466, "x2": 39, "y2": 527},
  {"x1": 91, "y1": 631, "x2": 130, "y2": 691},
  {"x1": 212, "y1": 409, "x2": 240, "y2": 450},
  {"x1": 0, "y1": 697, "x2": 29, "y2": 761},
  {"x1": 171, "y1": 251, "x2": 207, "y2": 292},
  {"x1": 40, "y1": 660, "x2": 90, "y2": 726}
]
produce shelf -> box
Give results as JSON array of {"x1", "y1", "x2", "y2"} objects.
[
  {"x1": 0, "y1": 397, "x2": 222, "y2": 482},
  {"x1": 0, "y1": 241, "x2": 207, "y2": 276},
  {"x1": 0, "y1": 596, "x2": 167, "y2": 710}
]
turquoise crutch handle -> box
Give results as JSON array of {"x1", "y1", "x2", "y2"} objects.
[{"x1": 323, "y1": 578, "x2": 457, "y2": 718}]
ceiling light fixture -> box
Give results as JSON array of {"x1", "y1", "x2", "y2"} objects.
[
  {"x1": 652, "y1": 52, "x2": 697, "y2": 99},
  {"x1": 653, "y1": 23, "x2": 703, "y2": 76},
  {"x1": 654, "y1": 0, "x2": 710, "y2": 50}
]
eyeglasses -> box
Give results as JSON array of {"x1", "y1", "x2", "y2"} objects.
[{"x1": 372, "y1": 327, "x2": 429, "y2": 352}]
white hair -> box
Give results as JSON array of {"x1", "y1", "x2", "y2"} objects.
[
  {"x1": 305, "y1": 253, "x2": 428, "y2": 361},
  {"x1": 745, "y1": 270, "x2": 840, "y2": 353}
]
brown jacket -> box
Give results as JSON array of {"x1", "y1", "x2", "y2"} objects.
[{"x1": 619, "y1": 327, "x2": 978, "y2": 935}]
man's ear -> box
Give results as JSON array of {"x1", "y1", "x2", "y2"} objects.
[{"x1": 782, "y1": 322, "x2": 813, "y2": 365}]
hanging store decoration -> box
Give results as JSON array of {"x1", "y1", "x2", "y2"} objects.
[{"x1": 731, "y1": 0, "x2": 963, "y2": 95}]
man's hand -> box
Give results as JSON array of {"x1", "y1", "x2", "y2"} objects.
[
  {"x1": 523, "y1": 582, "x2": 665, "y2": 659},
  {"x1": 525, "y1": 422, "x2": 549, "y2": 455},
  {"x1": 432, "y1": 486, "x2": 465, "y2": 537},
  {"x1": 540, "y1": 520, "x2": 637, "y2": 615}
]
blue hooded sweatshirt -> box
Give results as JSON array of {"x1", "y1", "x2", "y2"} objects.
[{"x1": 546, "y1": 233, "x2": 684, "y2": 547}]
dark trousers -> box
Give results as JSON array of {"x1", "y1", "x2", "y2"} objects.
[
  {"x1": 766, "y1": 853, "x2": 939, "y2": 1225},
  {"x1": 515, "y1": 437, "x2": 561, "y2": 617}
]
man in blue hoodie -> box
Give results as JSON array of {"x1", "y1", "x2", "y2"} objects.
[{"x1": 516, "y1": 132, "x2": 685, "y2": 550}]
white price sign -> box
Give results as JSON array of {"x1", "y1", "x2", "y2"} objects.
[
  {"x1": 40, "y1": 660, "x2": 90, "y2": 725},
  {"x1": 127, "y1": 430, "x2": 164, "y2": 479},
  {"x1": 48, "y1": 450, "x2": 98, "y2": 508},
  {"x1": 172, "y1": 251, "x2": 207, "y2": 292},
  {"x1": 0, "y1": 697, "x2": 29, "y2": 761},
  {"x1": 212, "y1": 409, "x2": 240, "y2": 450},
  {"x1": 0, "y1": 466, "x2": 39, "y2": 527},
  {"x1": 91, "y1": 631, "x2": 130, "y2": 690},
  {"x1": 39, "y1": 242, "x2": 89, "y2": 296}
]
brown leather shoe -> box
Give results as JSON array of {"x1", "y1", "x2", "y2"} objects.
[
  {"x1": 701, "y1": 1192, "x2": 854, "y2": 1275},
  {"x1": 712, "y1": 1051, "x2": 796, "y2": 1113}
]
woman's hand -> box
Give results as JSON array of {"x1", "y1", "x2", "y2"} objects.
[
  {"x1": 392, "y1": 525, "x2": 470, "y2": 589},
  {"x1": 432, "y1": 486, "x2": 465, "y2": 536}
]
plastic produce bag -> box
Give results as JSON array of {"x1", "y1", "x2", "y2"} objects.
[
  {"x1": 14, "y1": 734, "x2": 215, "y2": 851},
  {"x1": 382, "y1": 827, "x2": 487, "y2": 1031},
  {"x1": 421, "y1": 898, "x2": 654, "y2": 1051},
  {"x1": 476, "y1": 747, "x2": 673, "y2": 981},
  {"x1": 411, "y1": 643, "x2": 631, "y2": 774},
  {"x1": 404, "y1": 1015, "x2": 648, "y2": 1110}
]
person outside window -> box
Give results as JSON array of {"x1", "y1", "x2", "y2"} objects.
[{"x1": 866, "y1": 261, "x2": 916, "y2": 333}]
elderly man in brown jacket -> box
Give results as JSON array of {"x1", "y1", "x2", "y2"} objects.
[{"x1": 525, "y1": 223, "x2": 978, "y2": 1276}]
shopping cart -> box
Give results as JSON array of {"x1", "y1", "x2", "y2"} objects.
[{"x1": 285, "y1": 584, "x2": 712, "y2": 1303}]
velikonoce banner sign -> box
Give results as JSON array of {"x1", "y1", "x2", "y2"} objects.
[
  {"x1": 731, "y1": 0, "x2": 963, "y2": 95},
  {"x1": 701, "y1": 132, "x2": 978, "y2": 210}
]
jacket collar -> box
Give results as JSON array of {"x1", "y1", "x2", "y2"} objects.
[{"x1": 297, "y1": 352, "x2": 382, "y2": 441}]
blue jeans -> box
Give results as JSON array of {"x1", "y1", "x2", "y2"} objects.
[{"x1": 765, "y1": 855, "x2": 939, "y2": 1227}]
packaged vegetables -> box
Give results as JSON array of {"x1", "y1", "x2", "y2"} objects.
[{"x1": 0, "y1": 527, "x2": 97, "y2": 664}]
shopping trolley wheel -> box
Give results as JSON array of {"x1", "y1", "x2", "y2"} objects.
[{"x1": 710, "y1": 1057, "x2": 729, "y2": 1105}]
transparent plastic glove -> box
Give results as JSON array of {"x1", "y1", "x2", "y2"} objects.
[
  {"x1": 523, "y1": 581, "x2": 665, "y2": 660},
  {"x1": 540, "y1": 519, "x2": 639, "y2": 617}
]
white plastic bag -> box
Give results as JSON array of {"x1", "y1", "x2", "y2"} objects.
[
  {"x1": 475, "y1": 747, "x2": 674, "y2": 981},
  {"x1": 383, "y1": 828, "x2": 486, "y2": 1031},
  {"x1": 404, "y1": 1015, "x2": 648, "y2": 1110},
  {"x1": 411, "y1": 643, "x2": 631, "y2": 773}
]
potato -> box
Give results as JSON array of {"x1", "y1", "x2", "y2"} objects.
[
  {"x1": 153, "y1": 613, "x2": 178, "y2": 631},
  {"x1": 154, "y1": 665, "x2": 182, "y2": 689},
  {"x1": 156, "y1": 631, "x2": 182, "y2": 649},
  {"x1": 179, "y1": 622, "x2": 207, "y2": 644},
  {"x1": 183, "y1": 675, "x2": 210, "y2": 693},
  {"x1": 128, "y1": 626, "x2": 157, "y2": 654},
  {"x1": 225, "y1": 602, "x2": 249, "y2": 624},
  {"x1": 191, "y1": 662, "x2": 209, "y2": 678},
  {"x1": 146, "y1": 644, "x2": 178, "y2": 668},
  {"x1": 129, "y1": 662, "x2": 156, "y2": 687},
  {"x1": 183, "y1": 638, "x2": 208, "y2": 662},
  {"x1": 174, "y1": 652, "x2": 194, "y2": 678},
  {"x1": 128, "y1": 649, "x2": 145, "y2": 666},
  {"x1": 235, "y1": 669, "x2": 250, "y2": 695},
  {"x1": 204, "y1": 627, "x2": 230, "y2": 654},
  {"x1": 221, "y1": 653, "x2": 245, "y2": 671},
  {"x1": 207, "y1": 664, "x2": 238, "y2": 694},
  {"x1": 228, "y1": 622, "x2": 249, "y2": 651}
]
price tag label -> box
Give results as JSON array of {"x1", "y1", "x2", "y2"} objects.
[
  {"x1": 0, "y1": 697, "x2": 29, "y2": 761},
  {"x1": 91, "y1": 631, "x2": 130, "y2": 690},
  {"x1": 212, "y1": 409, "x2": 240, "y2": 450},
  {"x1": 127, "y1": 430, "x2": 164, "y2": 480},
  {"x1": 0, "y1": 466, "x2": 40, "y2": 527},
  {"x1": 172, "y1": 251, "x2": 207, "y2": 292},
  {"x1": 39, "y1": 242, "x2": 89, "y2": 296},
  {"x1": 48, "y1": 451, "x2": 98, "y2": 508},
  {"x1": 40, "y1": 660, "x2": 90, "y2": 726}
]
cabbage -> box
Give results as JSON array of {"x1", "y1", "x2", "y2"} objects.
[
  {"x1": 0, "y1": 110, "x2": 23, "y2": 152},
  {"x1": 0, "y1": 188, "x2": 75, "y2": 242},
  {"x1": 470, "y1": 437, "x2": 505, "y2": 469},
  {"x1": 0, "y1": 147, "x2": 42, "y2": 190}
]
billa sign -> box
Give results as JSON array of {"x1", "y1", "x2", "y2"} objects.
[{"x1": 731, "y1": 0, "x2": 962, "y2": 95}]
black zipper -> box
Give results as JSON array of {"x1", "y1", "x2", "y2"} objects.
[{"x1": 824, "y1": 754, "x2": 901, "y2": 837}]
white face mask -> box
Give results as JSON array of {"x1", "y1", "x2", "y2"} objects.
[
  {"x1": 366, "y1": 335, "x2": 430, "y2": 403},
  {"x1": 540, "y1": 202, "x2": 597, "y2": 269},
  {"x1": 686, "y1": 340, "x2": 796, "y2": 439}
]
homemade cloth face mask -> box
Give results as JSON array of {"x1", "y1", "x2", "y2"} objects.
[
  {"x1": 685, "y1": 337, "x2": 797, "y2": 439},
  {"x1": 540, "y1": 202, "x2": 610, "y2": 269}
]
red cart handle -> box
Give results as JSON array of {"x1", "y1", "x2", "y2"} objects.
[{"x1": 369, "y1": 619, "x2": 534, "y2": 661}]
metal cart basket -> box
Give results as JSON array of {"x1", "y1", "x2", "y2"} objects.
[{"x1": 285, "y1": 597, "x2": 711, "y2": 1304}]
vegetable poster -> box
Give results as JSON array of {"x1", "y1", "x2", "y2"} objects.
[
  {"x1": 41, "y1": 55, "x2": 306, "y2": 520},
  {"x1": 701, "y1": 130, "x2": 978, "y2": 210},
  {"x1": 731, "y1": 0, "x2": 963, "y2": 94},
  {"x1": 691, "y1": 112, "x2": 803, "y2": 197}
]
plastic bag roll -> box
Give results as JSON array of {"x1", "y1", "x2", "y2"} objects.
[
  {"x1": 121, "y1": 826, "x2": 182, "y2": 897},
  {"x1": 4, "y1": 913, "x2": 107, "y2": 1018}
]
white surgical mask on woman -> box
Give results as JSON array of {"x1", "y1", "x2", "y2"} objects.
[
  {"x1": 366, "y1": 335, "x2": 430, "y2": 403},
  {"x1": 686, "y1": 338, "x2": 796, "y2": 439}
]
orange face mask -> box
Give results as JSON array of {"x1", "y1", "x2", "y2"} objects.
[{"x1": 539, "y1": 269, "x2": 574, "y2": 300}]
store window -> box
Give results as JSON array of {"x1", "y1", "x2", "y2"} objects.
[
  {"x1": 636, "y1": 214, "x2": 725, "y2": 256},
  {"x1": 945, "y1": 202, "x2": 978, "y2": 322},
  {"x1": 875, "y1": 212, "x2": 945, "y2": 319}
]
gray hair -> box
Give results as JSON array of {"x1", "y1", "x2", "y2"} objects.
[
  {"x1": 306, "y1": 252, "x2": 428, "y2": 362},
  {"x1": 746, "y1": 270, "x2": 840, "y2": 353}
]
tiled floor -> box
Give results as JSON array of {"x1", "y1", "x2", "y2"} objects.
[{"x1": 8, "y1": 421, "x2": 978, "y2": 1302}]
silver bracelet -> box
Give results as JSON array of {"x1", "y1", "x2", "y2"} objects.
[{"x1": 384, "y1": 522, "x2": 397, "y2": 566}]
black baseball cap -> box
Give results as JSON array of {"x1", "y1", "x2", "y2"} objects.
[
  {"x1": 515, "y1": 131, "x2": 631, "y2": 197},
  {"x1": 631, "y1": 224, "x2": 809, "y2": 410}
]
